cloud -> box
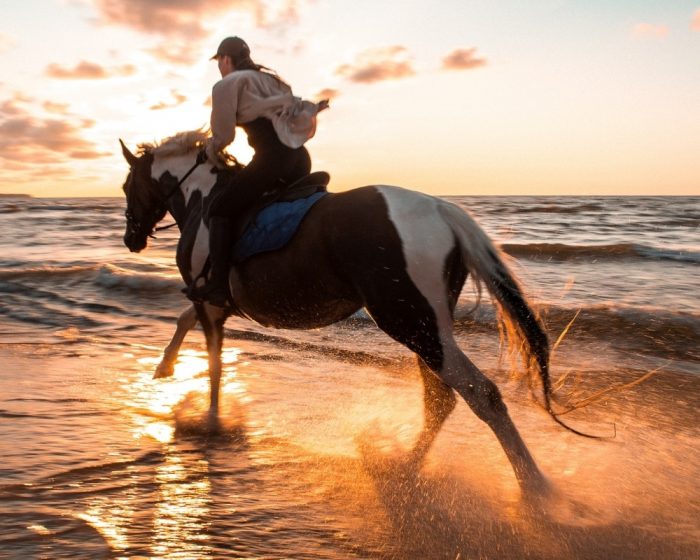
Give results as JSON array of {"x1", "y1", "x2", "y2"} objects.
[
  {"x1": 92, "y1": 0, "x2": 239, "y2": 39},
  {"x1": 632, "y1": 23, "x2": 669, "y2": 38},
  {"x1": 90, "y1": 0, "x2": 304, "y2": 39},
  {"x1": 90, "y1": 1, "x2": 314, "y2": 65},
  {"x1": 0, "y1": 95, "x2": 109, "y2": 165},
  {"x1": 43, "y1": 101, "x2": 71, "y2": 115},
  {"x1": 147, "y1": 43, "x2": 200, "y2": 65},
  {"x1": 45, "y1": 60, "x2": 136, "y2": 79},
  {"x1": 693, "y1": 9, "x2": 700, "y2": 31},
  {"x1": 255, "y1": 0, "x2": 302, "y2": 31},
  {"x1": 335, "y1": 46, "x2": 415, "y2": 84},
  {"x1": 441, "y1": 48, "x2": 487, "y2": 71},
  {"x1": 315, "y1": 88, "x2": 340, "y2": 101},
  {"x1": 0, "y1": 94, "x2": 31, "y2": 117},
  {"x1": 149, "y1": 90, "x2": 188, "y2": 110}
]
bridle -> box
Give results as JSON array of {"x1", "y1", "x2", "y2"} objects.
[
  {"x1": 162, "y1": 148, "x2": 208, "y2": 202},
  {"x1": 125, "y1": 148, "x2": 207, "y2": 239}
]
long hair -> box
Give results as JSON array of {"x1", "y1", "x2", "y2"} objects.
[{"x1": 230, "y1": 44, "x2": 290, "y2": 89}]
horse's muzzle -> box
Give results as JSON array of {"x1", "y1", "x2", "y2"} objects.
[{"x1": 124, "y1": 232, "x2": 147, "y2": 253}]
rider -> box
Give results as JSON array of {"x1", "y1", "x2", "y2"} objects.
[{"x1": 188, "y1": 36, "x2": 329, "y2": 306}]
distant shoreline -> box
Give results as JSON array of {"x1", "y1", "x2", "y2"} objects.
[{"x1": 0, "y1": 194, "x2": 32, "y2": 199}]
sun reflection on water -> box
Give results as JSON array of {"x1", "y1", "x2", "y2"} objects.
[
  {"x1": 152, "y1": 453, "x2": 213, "y2": 559},
  {"x1": 73, "y1": 346, "x2": 247, "y2": 557},
  {"x1": 127, "y1": 347, "x2": 245, "y2": 443}
]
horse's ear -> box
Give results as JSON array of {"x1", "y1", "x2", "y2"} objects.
[{"x1": 119, "y1": 139, "x2": 138, "y2": 167}]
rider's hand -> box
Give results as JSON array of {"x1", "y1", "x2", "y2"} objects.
[{"x1": 205, "y1": 139, "x2": 226, "y2": 169}]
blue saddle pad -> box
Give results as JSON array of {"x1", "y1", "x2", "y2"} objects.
[{"x1": 232, "y1": 191, "x2": 327, "y2": 262}]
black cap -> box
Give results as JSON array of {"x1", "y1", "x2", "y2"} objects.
[{"x1": 211, "y1": 37, "x2": 250, "y2": 61}]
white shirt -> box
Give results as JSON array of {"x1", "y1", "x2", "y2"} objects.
[{"x1": 209, "y1": 70, "x2": 319, "y2": 154}]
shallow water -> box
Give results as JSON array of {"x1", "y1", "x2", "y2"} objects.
[
  {"x1": 1, "y1": 329, "x2": 698, "y2": 559},
  {"x1": 1, "y1": 195, "x2": 698, "y2": 558}
]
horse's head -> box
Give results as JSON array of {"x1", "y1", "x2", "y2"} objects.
[
  {"x1": 120, "y1": 130, "x2": 226, "y2": 252},
  {"x1": 120, "y1": 140, "x2": 167, "y2": 253}
]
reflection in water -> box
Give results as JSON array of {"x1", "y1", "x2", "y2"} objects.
[
  {"x1": 76, "y1": 348, "x2": 245, "y2": 557},
  {"x1": 153, "y1": 453, "x2": 212, "y2": 559},
  {"x1": 77, "y1": 508, "x2": 131, "y2": 554}
]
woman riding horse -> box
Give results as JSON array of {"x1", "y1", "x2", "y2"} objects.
[
  {"x1": 190, "y1": 36, "x2": 329, "y2": 306},
  {"x1": 121, "y1": 129, "x2": 601, "y2": 502}
]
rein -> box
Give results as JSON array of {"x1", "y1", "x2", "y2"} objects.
[
  {"x1": 163, "y1": 149, "x2": 208, "y2": 202},
  {"x1": 151, "y1": 149, "x2": 208, "y2": 236}
]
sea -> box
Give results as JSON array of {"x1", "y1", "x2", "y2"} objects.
[{"x1": 0, "y1": 194, "x2": 698, "y2": 559}]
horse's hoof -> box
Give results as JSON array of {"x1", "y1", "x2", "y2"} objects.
[
  {"x1": 521, "y1": 481, "x2": 600, "y2": 526},
  {"x1": 206, "y1": 411, "x2": 221, "y2": 434},
  {"x1": 153, "y1": 361, "x2": 175, "y2": 379}
]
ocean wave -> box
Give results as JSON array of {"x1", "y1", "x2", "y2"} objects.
[
  {"x1": 0, "y1": 291, "x2": 108, "y2": 329},
  {"x1": 298, "y1": 300, "x2": 699, "y2": 359},
  {"x1": 544, "y1": 304, "x2": 700, "y2": 362},
  {"x1": 451, "y1": 299, "x2": 700, "y2": 362},
  {"x1": 508, "y1": 203, "x2": 605, "y2": 214},
  {"x1": 0, "y1": 263, "x2": 182, "y2": 292},
  {"x1": 94, "y1": 264, "x2": 182, "y2": 292},
  {"x1": 0, "y1": 269, "x2": 172, "y2": 330},
  {"x1": 0, "y1": 409, "x2": 52, "y2": 419},
  {"x1": 0, "y1": 199, "x2": 120, "y2": 215},
  {"x1": 500, "y1": 242, "x2": 700, "y2": 263},
  {"x1": 649, "y1": 218, "x2": 700, "y2": 228},
  {"x1": 0, "y1": 264, "x2": 100, "y2": 280}
]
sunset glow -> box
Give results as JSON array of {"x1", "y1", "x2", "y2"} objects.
[{"x1": 1, "y1": 1, "x2": 699, "y2": 197}]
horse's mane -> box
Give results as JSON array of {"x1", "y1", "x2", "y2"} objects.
[{"x1": 137, "y1": 129, "x2": 209, "y2": 157}]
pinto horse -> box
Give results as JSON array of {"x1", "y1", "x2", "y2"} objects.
[{"x1": 120, "y1": 130, "x2": 575, "y2": 499}]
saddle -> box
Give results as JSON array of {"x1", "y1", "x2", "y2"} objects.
[
  {"x1": 231, "y1": 170, "x2": 329, "y2": 232},
  {"x1": 208, "y1": 169, "x2": 328, "y2": 218},
  {"x1": 230, "y1": 172, "x2": 330, "y2": 263},
  {"x1": 276, "y1": 171, "x2": 330, "y2": 202},
  {"x1": 202, "y1": 169, "x2": 329, "y2": 263}
]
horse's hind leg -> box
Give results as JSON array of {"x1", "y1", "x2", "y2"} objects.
[
  {"x1": 437, "y1": 341, "x2": 550, "y2": 496},
  {"x1": 155, "y1": 304, "x2": 198, "y2": 379},
  {"x1": 367, "y1": 301, "x2": 549, "y2": 497}
]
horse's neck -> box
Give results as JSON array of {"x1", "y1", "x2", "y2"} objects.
[
  {"x1": 158, "y1": 153, "x2": 215, "y2": 283},
  {"x1": 156, "y1": 152, "x2": 216, "y2": 227}
]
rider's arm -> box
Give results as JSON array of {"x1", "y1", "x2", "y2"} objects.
[{"x1": 209, "y1": 77, "x2": 239, "y2": 155}]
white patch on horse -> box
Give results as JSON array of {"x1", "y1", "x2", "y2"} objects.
[
  {"x1": 191, "y1": 221, "x2": 210, "y2": 280},
  {"x1": 152, "y1": 154, "x2": 217, "y2": 206},
  {"x1": 377, "y1": 185, "x2": 456, "y2": 340}
]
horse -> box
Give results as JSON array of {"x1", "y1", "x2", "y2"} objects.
[{"x1": 119, "y1": 129, "x2": 575, "y2": 500}]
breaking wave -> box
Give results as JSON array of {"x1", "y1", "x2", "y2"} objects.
[{"x1": 501, "y1": 242, "x2": 700, "y2": 263}]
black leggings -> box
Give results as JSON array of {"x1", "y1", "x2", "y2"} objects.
[{"x1": 208, "y1": 118, "x2": 311, "y2": 220}]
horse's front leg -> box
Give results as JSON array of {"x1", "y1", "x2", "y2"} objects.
[
  {"x1": 195, "y1": 302, "x2": 228, "y2": 432},
  {"x1": 155, "y1": 305, "x2": 198, "y2": 379}
]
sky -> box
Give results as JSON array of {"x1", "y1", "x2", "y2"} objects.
[{"x1": 0, "y1": 0, "x2": 699, "y2": 197}]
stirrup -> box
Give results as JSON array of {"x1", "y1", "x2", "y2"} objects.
[{"x1": 185, "y1": 282, "x2": 231, "y2": 308}]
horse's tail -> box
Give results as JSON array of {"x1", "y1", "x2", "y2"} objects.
[{"x1": 438, "y1": 201, "x2": 593, "y2": 438}]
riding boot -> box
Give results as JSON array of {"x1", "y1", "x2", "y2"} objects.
[{"x1": 187, "y1": 216, "x2": 234, "y2": 307}]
